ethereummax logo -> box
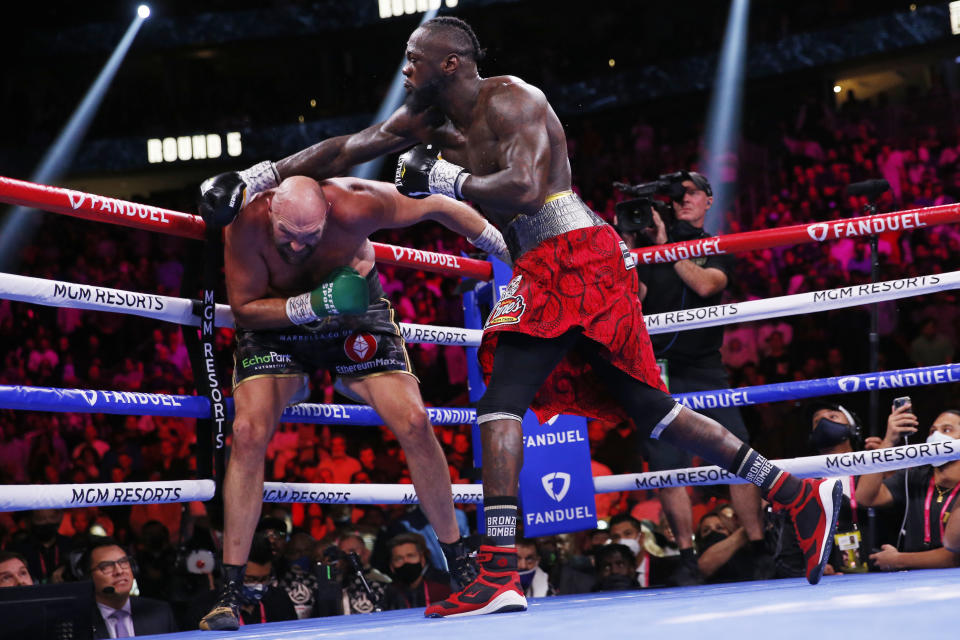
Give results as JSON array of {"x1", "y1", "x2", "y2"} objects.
[
  {"x1": 344, "y1": 332, "x2": 377, "y2": 363},
  {"x1": 541, "y1": 472, "x2": 571, "y2": 502}
]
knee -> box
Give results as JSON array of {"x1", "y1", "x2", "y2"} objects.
[
  {"x1": 231, "y1": 416, "x2": 273, "y2": 456},
  {"x1": 390, "y1": 405, "x2": 432, "y2": 443},
  {"x1": 477, "y1": 385, "x2": 525, "y2": 423}
]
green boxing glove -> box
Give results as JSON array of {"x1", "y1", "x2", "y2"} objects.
[{"x1": 285, "y1": 266, "x2": 369, "y2": 325}]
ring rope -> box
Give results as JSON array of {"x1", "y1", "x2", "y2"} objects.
[
  {"x1": 0, "y1": 480, "x2": 214, "y2": 512},
  {"x1": 634, "y1": 201, "x2": 960, "y2": 264},
  {"x1": 0, "y1": 175, "x2": 494, "y2": 280},
  {"x1": 4, "y1": 176, "x2": 960, "y2": 277},
  {"x1": 0, "y1": 385, "x2": 477, "y2": 425},
  {"x1": 0, "y1": 272, "x2": 485, "y2": 346},
  {"x1": 3, "y1": 443, "x2": 956, "y2": 510},
  {"x1": 3, "y1": 270, "x2": 956, "y2": 348},
  {"x1": 3, "y1": 362, "x2": 959, "y2": 425}
]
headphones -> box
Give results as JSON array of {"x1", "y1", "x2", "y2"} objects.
[{"x1": 808, "y1": 401, "x2": 862, "y2": 450}]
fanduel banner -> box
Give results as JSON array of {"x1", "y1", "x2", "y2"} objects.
[{"x1": 519, "y1": 413, "x2": 597, "y2": 537}]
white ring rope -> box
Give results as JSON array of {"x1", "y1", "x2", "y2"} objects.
[
  {"x1": 1, "y1": 442, "x2": 955, "y2": 510},
  {"x1": 0, "y1": 480, "x2": 214, "y2": 511},
  {"x1": 0, "y1": 272, "x2": 484, "y2": 346},
  {"x1": 1, "y1": 271, "x2": 957, "y2": 348}
]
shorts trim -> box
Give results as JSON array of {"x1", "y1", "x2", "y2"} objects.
[
  {"x1": 341, "y1": 369, "x2": 420, "y2": 384},
  {"x1": 545, "y1": 190, "x2": 574, "y2": 204},
  {"x1": 478, "y1": 412, "x2": 523, "y2": 424},
  {"x1": 649, "y1": 402, "x2": 682, "y2": 440},
  {"x1": 232, "y1": 372, "x2": 308, "y2": 390}
]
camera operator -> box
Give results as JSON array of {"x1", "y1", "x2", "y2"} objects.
[
  {"x1": 619, "y1": 171, "x2": 768, "y2": 584},
  {"x1": 856, "y1": 402, "x2": 960, "y2": 570}
]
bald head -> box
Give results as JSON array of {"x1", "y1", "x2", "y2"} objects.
[{"x1": 268, "y1": 176, "x2": 329, "y2": 264}]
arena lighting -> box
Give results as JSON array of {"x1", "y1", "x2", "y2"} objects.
[
  {"x1": 0, "y1": 9, "x2": 150, "y2": 270},
  {"x1": 379, "y1": 0, "x2": 458, "y2": 20},
  {"x1": 137, "y1": 4, "x2": 150, "y2": 19},
  {"x1": 351, "y1": 6, "x2": 440, "y2": 179},
  {"x1": 833, "y1": 84, "x2": 842, "y2": 93},
  {"x1": 701, "y1": 0, "x2": 751, "y2": 235}
]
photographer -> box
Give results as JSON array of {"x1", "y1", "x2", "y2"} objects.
[
  {"x1": 618, "y1": 172, "x2": 768, "y2": 584},
  {"x1": 855, "y1": 402, "x2": 960, "y2": 571}
]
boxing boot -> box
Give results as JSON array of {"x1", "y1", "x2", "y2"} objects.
[{"x1": 425, "y1": 545, "x2": 527, "y2": 618}]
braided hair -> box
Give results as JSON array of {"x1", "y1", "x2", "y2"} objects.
[{"x1": 422, "y1": 16, "x2": 486, "y2": 62}]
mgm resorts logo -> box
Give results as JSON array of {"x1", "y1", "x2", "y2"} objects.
[{"x1": 541, "y1": 472, "x2": 571, "y2": 502}]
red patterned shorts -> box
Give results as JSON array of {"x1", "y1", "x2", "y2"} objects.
[{"x1": 478, "y1": 224, "x2": 666, "y2": 423}]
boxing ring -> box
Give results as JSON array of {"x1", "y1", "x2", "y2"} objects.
[{"x1": 1, "y1": 175, "x2": 959, "y2": 637}]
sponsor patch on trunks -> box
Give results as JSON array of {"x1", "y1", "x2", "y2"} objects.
[
  {"x1": 486, "y1": 294, "x2": 526, "y2": 327},
  {"x1": 344, "y1": 332, "x2": 377, "y2": 363}
]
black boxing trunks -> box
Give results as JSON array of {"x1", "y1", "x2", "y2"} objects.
[
  {"x1": 233, "y1": 268, "x2": 415, "y2": 398},
  {"x1": 479, "y1": 191, "x2": 667, "y2": 423}
]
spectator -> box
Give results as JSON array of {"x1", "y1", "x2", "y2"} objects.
[
  {"x1": 8, "y1": 509, "x2": 71, "y2": 584},
  {"x1": 382, "y1": 532, "x2": 451, "y2": 609},
  {"x1": 0, "y1": 551, "x2": 33, "y2": 587},
  {"x1": 85, "y1": 536, "x2": 179, "y2": 638},
  {"x1": 770, "y1": 401, "x2": 872, "y2": 577},
  {"x1": 327, "y1": 533, "x2": 390, "y2": 614},
  {"x1": 909, "y1": 318, "x2": 953, "y2": 367},
  {"x1": 592, "y1": 543, "x2": 639, "y2": 591},
  {"x1": 515, "y1": 539, "x2": 555, "y2": 598},
  {"x1": 317, "y1": 435, "x2": 362, "y2": 484},
  {"x1": 275, "y1": 531, "x2": 322, "y2": 619},
  {"x1": 857, "y1": 407, "x2": 960, "y2": 570},
  {"x1": 695, "y1": 507, "x2": 754, "y2": 583}
]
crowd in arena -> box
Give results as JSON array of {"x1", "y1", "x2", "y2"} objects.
[{"x1": 2, "y1": 76, "x2": 960, "y2": 630}]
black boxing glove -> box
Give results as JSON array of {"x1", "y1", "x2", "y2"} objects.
[
  {"x1": 198, "y1": 160, "x2": 280, "y2": 228},
  {"x1": 395, "y1": 144, "x2": 470, "y2": 200}
]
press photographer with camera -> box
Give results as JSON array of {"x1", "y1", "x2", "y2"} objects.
[{"x1": 615, "y1": 171, "x2": 769, "y2": 584}]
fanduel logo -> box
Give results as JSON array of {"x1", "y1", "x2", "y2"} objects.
[{"x1": 541, "y1": 472, "x2": 571, "y2": 502}]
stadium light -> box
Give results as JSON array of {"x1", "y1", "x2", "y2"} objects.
[
  {"x1": 138, "y1": 5, "x2": 150, "y2": 19},
  {"x1": 0, "y1": 8, "x2": 151, "y2": 269},
  {"x1": 701, "y1": 0, "x2": 751, "y2": 235}
]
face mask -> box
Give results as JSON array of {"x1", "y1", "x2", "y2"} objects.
[
  {"x1": 392, "y1": 562, "x2": 424, "y2": 585},
  {"x1": 33, "y1": 523, "x2": 59, "y2": 542},
  {"x1": 518, "y1": 568, "x2": 536, "y2": 589},
  {"x1": 698, "y1": 530, "x2": 727, "y2": 553},
  {"x1": 927, "y1": 430, "x2": 956, "y2": 467},
  {"x1": 241, "y1": 583, "x2": 268, "y2": 603},
  {"x1": 809, "y1": 418, "x2": 853, "y2": 450},
  {"x1": 619, "y1": 537, "x2": 641, "y2": 557}
]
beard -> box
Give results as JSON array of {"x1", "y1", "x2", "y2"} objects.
[{"x1": 404, "y1": 77, "x2": 444, "y2": 114}]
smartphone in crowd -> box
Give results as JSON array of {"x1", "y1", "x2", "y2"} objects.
[
  {"x1": 892, "y1": 396, "x2": 912, "y2": 444},
  {"x1": 892, "y1": 396, "x2": 911, "y2": 411}
]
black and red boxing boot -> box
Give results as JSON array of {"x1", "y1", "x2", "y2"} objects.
[
  {"x1": 773, "y1": 477, "x2": 843, "y2": 585},
  {"x1": 425, "y1": 545, "x2": 527, "y2": 618}
]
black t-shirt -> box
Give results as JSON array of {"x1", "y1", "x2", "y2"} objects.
[
  {"x1": 636, "y1": 235, "x2": 735, "y2": 368},
  {"x1": 882, "y1": 465, "x2": 960, "y2": 552}
]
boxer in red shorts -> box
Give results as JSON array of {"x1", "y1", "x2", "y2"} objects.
[{"x1": 200, "y1": 17, "x2": 844, "y2": 617}]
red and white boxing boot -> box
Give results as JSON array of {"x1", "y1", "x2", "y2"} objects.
[
  {"x1": 425, "y1": 545, "x2": 527, "y2": 618},
  {"x1": 774, "y1": 477, "x2": 843, "y2": 585}
]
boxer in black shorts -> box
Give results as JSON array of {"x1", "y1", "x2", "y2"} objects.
[
  {"x1": 199, "y1": 175, "x2": 509, "y2": 630},
  {"x1": 232, "y1": 274, "x2": 413, "y2": 402}
]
